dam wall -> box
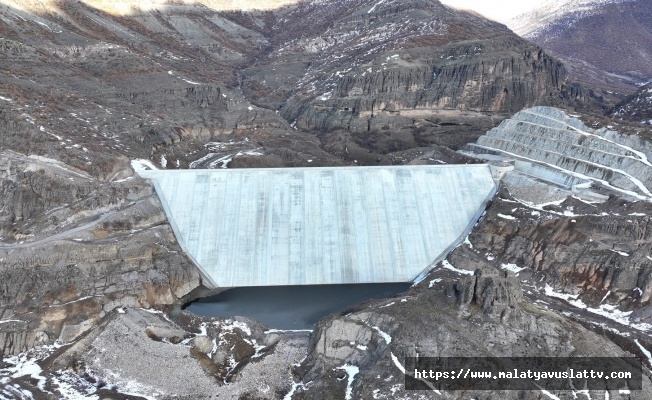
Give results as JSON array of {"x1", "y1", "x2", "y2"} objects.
[{"x1": 138, "y1": 165, "x2": 496, "y2": 288}]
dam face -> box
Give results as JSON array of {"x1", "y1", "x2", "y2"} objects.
[{"x1": 138, "y1": 165, "x2": 496, "y2": 288}]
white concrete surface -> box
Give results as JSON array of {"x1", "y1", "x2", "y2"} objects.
[{"x1": 138, "y1": 165, "x2": 496, "y2": 288}]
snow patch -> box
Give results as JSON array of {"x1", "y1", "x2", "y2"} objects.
[
  {"x1": 544, "y1": 284, "x2": 582, "y2": 305},
  {"x1": 599, "y1": 290, "x2": 611, "y2": 304},
  {"x1": 131, "y1": 159, "x2": 159, "y2": 173},
  {"x1": 50, "y1": 372, "x2": 100, "y2": 399},
  {"x1": 283, "y1": 381, "x2": 305, "y2": 400},
  {"x1": 100, "y1": 370, "x2": 160, "y2": 400},
  {"x1": 218, "y1": 319, "x2": 251, "y2": 336},
  {"x1": 441, "y1": 260, "x2": 474, "y2": 275},
  {"x1": 544, "y1": 285, "x2": 652, "y2": 332},
  {"x1": 0, "y1": 320, "x2": 23, "y2": 325},
  {"x1": 429, "y1": 278, "x2": 442, "y2": 288},
  {"x1": 539, "y1": 389, "x2": 561, "y2": 400},
  {"x1": 336, "y1": 364, "x2": 359, "y2": 400},
  {"x1": 635, "y1": 339, "x2": 652, "y2": 367},
  {"x1": 501, "y1": 263, "x2": 525, "y2": 274},
  {"x1": 368, "y1": 0, "x2": 386, "y2": 13},
  {"x1": 372, "y1": 326, "x2": 392, "y2": 344},
  {"x1": 497, "y1": 213, "x2": 517, "y2": 220},
  {"x1": 264, "y1": 329, "x2": 312, "y2": 334}
]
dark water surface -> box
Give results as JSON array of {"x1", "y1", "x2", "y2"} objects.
[{"x1": 186, "y1": 283, "x2": 412, "y2": 330}]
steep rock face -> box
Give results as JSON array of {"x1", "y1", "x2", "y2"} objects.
[
  {"x1": 449, "y1": 267, "x2": 523, "y2": 320},
  {"x1": 0, "y1": 0, "x2": 548, "y2": 172},
  {"x1": 452, "y1": 188, "x2": 652, "y2": 317},
  {"x1": 241, "y1": 0, "x2": 598, "y2": 151},
  {"x1": 462, "y1": 106, "x2": 652, "y2": 326},
  {"x1": 509, "y1": 0, "x2": 652, "y2": 86},
  {"x1": 0, "y1": 152, "x2": 200, "y2": 356},
  {"x1": 289, "y1": 268, "x2": 650, "y2": 399}
]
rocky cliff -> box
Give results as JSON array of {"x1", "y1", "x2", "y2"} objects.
[
  {"x1": 454, "y1": 187, "x2": 652, "y2": 316},
  {"x1": 5, "y1": 266, "x2": 650, "y2": 399},
  {"x1": 463, "y1": 106, "x2": 652, "y2": 330},
  {"x1": 0, "y1": 152, "x2": 200, "y2": 356},
  {"x1": 1, "y1": 1, "x2": 650, "y2": 399},
  {"x1": 280, "y1": 266, "x2": 652, "y2": 399},
  {"x1": 241, "y1": 0, "x2": 600, "y2": 156},
  {"x1": 0, "y1": 0, "x2": 604, "y2": 173}
]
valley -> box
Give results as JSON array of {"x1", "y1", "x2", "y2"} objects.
[{"x1": 0, "y1": 0, "x2": 651, "y2": 399}]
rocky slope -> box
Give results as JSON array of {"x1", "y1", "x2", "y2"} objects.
[
  {"x1": 0, "y1": 151, "x2": 200, "y2": 357},
  {"x1": 292, "y1": 266, "x2": 652, "y2": 399},
  {"x1": 453, "y1": 187, "x2": 652, "y2": 322},
  {"x1": 1, "y1": 0, "x2": 650, "y2": 398},
  {"x1": 0, "y1": 0, "x2": 599, "y2": 173},
  {"x1": 0, "y1": 0, "x2": 346, "y2": 176},
  {"x1": 241, "y1": 0, "x2": 600, "y2": 160},
  {"x1": 0, "y1": 0, "x2": 603, "y2": 361},
  {"x1": 508, "y1": 0, "x2": 652, "y2": 89},
  {"x1": 5, "y1": 264, "x2": 651, "y2": 399},
  {"x1": 463, "y1": 106, "x2": 652, "y2": 327},
  {"x1": 612, "y1": 83, "x2": 652, "y2": 124}
]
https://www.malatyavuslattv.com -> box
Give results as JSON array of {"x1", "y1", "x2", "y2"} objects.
[{"x1": 404, "y1": 357, "x2": 642, "y2": 391}]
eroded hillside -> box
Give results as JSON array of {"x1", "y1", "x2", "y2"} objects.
[{"x1": 1, "y1": 1, "x2": 651, "y2": 399}]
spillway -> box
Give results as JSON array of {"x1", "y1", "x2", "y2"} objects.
[{"x1": 138, "y1": 165, "x2": 496, "y2": 288}]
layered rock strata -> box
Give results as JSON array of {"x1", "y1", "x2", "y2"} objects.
[{"x1": 242, "y1": 0, "x2": 600, "y2": 152}]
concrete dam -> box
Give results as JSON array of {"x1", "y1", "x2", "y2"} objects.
[{"x1": 138, "y1": 165, "x2": 496, "y2": 288}]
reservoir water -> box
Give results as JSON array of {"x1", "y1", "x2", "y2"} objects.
[{"x1": 186, "y1": 283, "x2": 412, "y2": 330}]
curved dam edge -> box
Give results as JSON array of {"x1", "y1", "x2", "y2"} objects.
[{"x1": 414, "y1": 180, "x2": 498, "y2": 283}]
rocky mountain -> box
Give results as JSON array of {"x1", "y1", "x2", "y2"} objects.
[
  {"x1": 0, "y1": 0, "x2": 599, "y2": 359},
  {"x1": 463, "y1": 107, "x2": 652, "y2": 315},
  {"x1": 0, "y1": 0, "x2": 601, "y2": 176},
  {"x1": 1, "y1": 0, "x2": 652, "y2": 399},
  {"x1": 612, "y1": 82, "x2": 652, "y2": 123},
  {"x1": 508, "y1": 0, "x2": 652, "y2": 90},
  {"x1": 242, "y1": 0, "x2": 602, "y2": 159}
]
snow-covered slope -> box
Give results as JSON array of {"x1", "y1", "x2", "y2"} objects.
[
  {"x1": 509, "y1": 0, "x2": 632, "y2": 37},
  {"x1": 507, "y1": 0, "x2": 652, "y2": 84}
]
